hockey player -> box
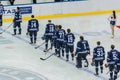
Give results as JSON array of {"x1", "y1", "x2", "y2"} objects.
[
  {"x1": 13, "y1": 7, "x2": 22, "y2": 35},
  {"x1": 107, "y1": 45, "x2": 120, "y2": 80},
  {"x1": 75, "y1": 36, "x2": 90, "y2": 68},
  {"x1": 65, "y1": 28, "x2": 75, "y2": 61},
  {"x1": 56, "y1": 25, "x2": 66, "y2": 57},
  {"x1": 0, "y1": 2, "x2": 4, "y2": 26},
  {"x1": 27, "y1": 15, "x2": 39, "y2": 44},
  {"x1": 115, "y1": 50, "x2": 120, "y2": 80},
  {"x1": 43, "y1": 20, "x2": 55, "y2": 52},
  {"x1": 52, "y1": 25, "x2": 59, "y2": 54},
  {"x1": 92, "y1": 41, "x2": 105, "y2": 75}
]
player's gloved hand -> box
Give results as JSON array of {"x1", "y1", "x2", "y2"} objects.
[
  {"x1": 41, "y1": 36, "x2": 45, "y2": 40},
  {"x1": 26, "y1": 32, "x2": 29, "y2": 35},
  {"x1": 87, "y1": 50, "x2": 90, "y2": 55},
  {"x1": 41, "y1": 34, "x2": 46, "y2": 40}
]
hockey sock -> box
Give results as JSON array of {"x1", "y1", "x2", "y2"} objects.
[
  {"x1": 110, "y1": 71, "x2": 113, "y2": 79},
  {"x1": 14, "y1": 28, "x2": 16, "y2": 34},
  {"x1": 30, "y1": 37, "x2": 33, "y2": 43},
  {"x1": 55, "y1": 48, "x2": 57, "y2": 54},
  {"x1": 114, "y1": 70, "x2": 118, "y2": 80},
  {"x1": 71, "y1": 53, "x2": 74, "y2": 58},
  {"x1": 50, "y1": 41, "x2": 53, "y2": 49},
  {"x1": 66, "y1": 54, "x2": 69, "y2": 61},
  {"x1": 62, "y1": 48, "x2": 64, "y2": 57},
  {"x1": 45, "y1": 42, "x2": 48, "y2": 50},
  {"x1": 76, "y1": 57, "x2": 82, "y2": 68},
  {"x1": 34, "y1": 37, "x2": 36, "y2": 43},
  {"x1": 100, "y1": 66, "x2": 103, "y2": 73},
  {"x1": 95, "y1": 67, "x2": 99, "y2": 75},
  {"x1": 18, "y1": 28, "x2": 21, "y2": 34},
  {"x1": 57, "y1": 49, "x2": 60, "y2": 57}
]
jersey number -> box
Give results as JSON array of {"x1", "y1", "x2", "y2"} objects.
[{"x1": 31, "y1": 22, "x2": 36, "y2": 28}]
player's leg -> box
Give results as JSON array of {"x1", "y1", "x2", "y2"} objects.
[
  {"x1": 95, "y1": 60, "x2": 99, "y2": 75},
  {"x1": 29, "y1": 31, "x2": 33, "y2": 44},
  {"x1": 50, "y1": 35, "x2": 54, "y2": 49},
  {"x1": 13, "y1": 22, "x2": 17, "y2": 35},
  {"x1": 44, "y1": 37, "x2": 49, "y2": 52},
  {"x1": 61, "y1": 42, "x2": 65, "y2": 57},
  {"x1": 53, "y1": 40, "x2": 57, "y2": 54},
  {"x1": 83, "y1": 53, "x2": 89, "y2": 67},
  {"x1": 18, "y1": 22, "x2": 21, "y2": 35},
  {"x1": 33, "y1": 31, "x2": 37, "y2": 44},
  {"x1": 100, "y1": 60, "x2": 103, "y2": 73},
  {"x1": 65, "y1": 45, "x2": 69, "y2": 61},
  {"x1": 56, "y1": 41, "x2": 61, "y2": 57},
  {"x1": 114, "y1": 64, "x2": 120, "y2": 80},
  {"x1": 0, "y1": 15, "x2": 2, "y2": 26},
  {"x1": 109, "y1": 64, "x2": 114, "y2": 80},
  {"x1": 70, "y1": 45, "x2": 74, "y2": 61},
  {"x1": 76, "y1": 53, "x2": 82, "y2": 68},
  {"x1": 55, "y1": 41, "x2": 57, "y2": 54}
]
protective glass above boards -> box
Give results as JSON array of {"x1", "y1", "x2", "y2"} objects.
[{"x1": 55, "y1": 0, "x2": 86, "y2": 2}]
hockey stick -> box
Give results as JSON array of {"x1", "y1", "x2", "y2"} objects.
[
  {"x1": 40, "y1": 53, "x2": 55, "y2": 61},
  {"x1": 34, "y1": 42, "x2": 45, "y2": 49},
  {"x1": 0, "y1": 22, "x2": 13, "y2": 34}
]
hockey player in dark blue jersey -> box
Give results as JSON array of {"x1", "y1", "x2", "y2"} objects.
[
  {"x1": 92, "y1": 41, "x2": 105, "y2": 75},
  {"x1": 0, "y1": 2, "x2": 4, "y2": 26},
  {"x1": 65, "y1": 28, "x2": 75, "y2": 61},
  {"x1": 107, "y1": 45, "x2": 120, "y2": 80},
  {"x1": 43, "y1": 20, "x2": 55, "y2": 52},
  {"x1": 13, "y1": 7, "x2": 22, "y2": 35},
  {"x1": 75, "y1": 36, "x2": 90, "y2": 68},
  {"x1": 56, "y1": 25, "x2": 66, "y2": 57},
  {"x1": 115, "y1": 51, "x2": 120, "y2": 80},
  {"x1": 27, "y1": 15, "x2": 39, "y2": 44},
  {"x1": 52, "y1": 25, "x2": 59, "y2": 54}
]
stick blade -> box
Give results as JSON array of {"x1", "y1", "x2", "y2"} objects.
[
  {"x1": 40, "y1": 58, "x2": 45, "y2": 60},
  {"x1": 34, "y1": 47, "x2": 38, "y2": 49},
  {"x1": 35, "y1": 46, "x2": 40, "y2": 49}
]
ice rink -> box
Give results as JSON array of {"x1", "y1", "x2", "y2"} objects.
[{"x1": 0, "y1": 14, "x2": 120, "y2": 80}]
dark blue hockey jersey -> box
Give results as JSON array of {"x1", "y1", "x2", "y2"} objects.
[
  {"x1": 14, "y1": 10, "x2": 22, "y2": 22},
  {"x1": 56, "y1": 29, "x2": 66, "y2": 41},
  {"x1": 45, "y1": 23, "x2": 55, "y2": 36},
  {"x1": 52, "y1": 28, "x2": 58, "y2": 41},
  {"x1": 107, "y1": 49, "x2": 120, "y2": 64},
  {"x1": 93, "y1": 46, "x2": 105, "y2": 60},
  {"x1": 76, "y1": 40, "x2": 90, "y2": 53},
  {"x1": 28, "y1": 19, "x2": 39, "y2": 31},
  {"x1": 65, "y1": 33, "x2": 75, "y2": 46}
]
